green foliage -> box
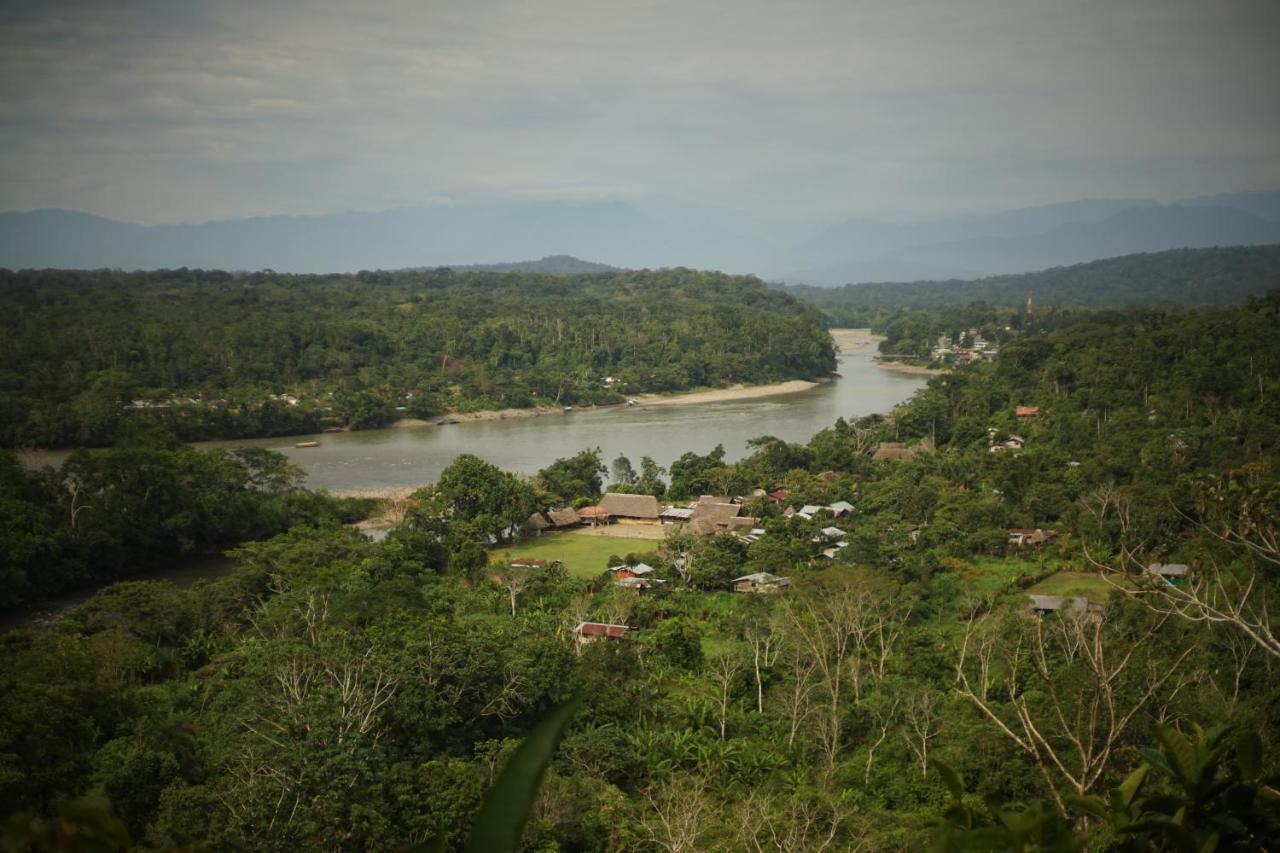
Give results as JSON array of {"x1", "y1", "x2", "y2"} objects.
[
  {"x1": 667, "y1": 444, "x2": 728, "y2": 500},
  {"x1": 536, "y1": 448, "x2": 608, "y2": 504},
  {"x1": 436, "y1": 455, "x2": 534, "y2": 528},
  {"x1": 932, "y1": 724, "x2": 1280, "y2": 852},
  {"x1": 647, "y1": 619, "x2": 705, "y2": 670},
  {"x1": 2, "y1": 795, "x2": 131, "y2": 853},
  {"x1": 0, "y1": 444, "x2": 364, "y2": 607},
  {"x1": 459, "y1": 696, "x2": 582, "y2": 853},
  {"x1": 0, "y1": 267, "x2": 835, "y2": 447},
  {"x1": 4, "y1": 283, "x2": 1280, "y2": 852},
  {"x1": 783, "y1": 244, "x2": 1280, "y2": 320}
]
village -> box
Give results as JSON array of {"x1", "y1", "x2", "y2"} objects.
[{"x1": 484, "y1": 426, "x2": 1192, "y2": 645}]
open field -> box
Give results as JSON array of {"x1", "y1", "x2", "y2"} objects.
[
  {"x1": 492, "y1": 531, "x2": 661, "y2": 578},
  {"x1": 1027, "y1": 570, "x2": 1126, "y2": 604}
]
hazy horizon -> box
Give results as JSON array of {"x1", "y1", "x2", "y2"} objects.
[{"x1": 2, "y1": 0, "x2": 1278, "y2": 226}]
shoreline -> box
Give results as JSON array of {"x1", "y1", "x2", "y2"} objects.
[
  {"x1": 17, "y1": 328, "x2": 888, "y2": 454},
  {"x1": 830, "y1": 327, "x2": 884, "y2": 353},
  {"x1": 873, "y1": 359, "x2": 949, "y2": 377},
  {"x1": 389, "y1": 377, "x2": 831, "y2": 430},
  {"x1": 389, "y1": 327, "x2": 873, "y2": 427}
]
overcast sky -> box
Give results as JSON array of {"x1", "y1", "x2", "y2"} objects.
[{"x1": 1, "y1": 0, "x2": 1277, "y2": 224}]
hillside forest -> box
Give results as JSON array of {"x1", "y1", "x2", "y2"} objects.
[
  {"x1": 781, "y1": 244, "x2": 1280, "y2": 327},
  {"x1": 2, "y1": 285, "x2": 1278, "y2": 849}
]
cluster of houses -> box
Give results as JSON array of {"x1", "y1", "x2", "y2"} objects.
[{"x1": 930, "y1": 330, "x2": 999, "y2": 365}]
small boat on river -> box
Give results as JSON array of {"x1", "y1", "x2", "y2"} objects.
[{"x1": 295, "y1": 440, "x2": 320, "y2": 448}]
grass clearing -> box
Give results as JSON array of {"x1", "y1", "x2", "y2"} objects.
[
  {"x1": 492, "y1": 532, "x2": 661, "y2": 578},
  {"x1": 1027, "y1": 570, "x2": 1124, "y2": 604}
]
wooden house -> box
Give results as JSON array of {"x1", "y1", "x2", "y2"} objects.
[
  {"x1": 615, "y1": 576, "x2": 665, "y2": 593},
  {"x1": 828, "y1": 501, "x2": 854, "y2": 517},
  {"x1": 577, "y1": 506, "x2": 614, "y2": 527}
]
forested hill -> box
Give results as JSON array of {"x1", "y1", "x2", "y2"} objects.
[
  {"x1": 0, "y1": 267, "x2": 835, "y2": 448},
  {"x1": 435, "y1": 255, "x2": 618, "y2": 274},
  {"x1": 780, "y1": 244, "x2": 1280, "y2": 323}
]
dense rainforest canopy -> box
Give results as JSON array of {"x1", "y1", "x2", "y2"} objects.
[
  {"x1": 0, "y1": 266, "x2": 835, "y2": 447},
  {"x1": 2, "y1": 286, "x2": 1279, "y2": 850}
]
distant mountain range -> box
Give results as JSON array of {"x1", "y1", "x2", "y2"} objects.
[{"x1": 1, "y1": 191, "x2": 1278, "y2": 283}]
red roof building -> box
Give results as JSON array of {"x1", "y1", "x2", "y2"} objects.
[
  {"x1": 573, "y1": 622, "x2": 632, "y2": 643},
  {"x1": 577, "y1": 506, "x2": 614, "y2": 526}
]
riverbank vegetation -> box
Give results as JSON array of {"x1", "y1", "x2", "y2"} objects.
[
  {"x1": 0, "y1": 427, "x2": 372, "y2": 608},
  {"x1": 0, "y1": 267, "x2": 834, "y2": 448},
  {"x1": 3, "y1": 289, "x2": 1279, "y2": 849}
]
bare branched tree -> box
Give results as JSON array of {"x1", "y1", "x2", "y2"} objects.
[
  {"x1": 859, "y1": 693, "x2": 900, "y2": 784},
  {"x1": 642, "y1": 778, "x2": 713, "y2": 853},
  {"x1": 955, "y1": 609, "x2": 1194, "y2": 812},
  {"x1": 777, "y1": 575, "x2": 910, "y2": 777},
  {"x1": 899, "y1": 687, "x2": 943, "y2": 778},
  {"x1": 746, "y1": 620, "x2": 781, "y2": 714},
  {"x1": 493, "y1": 563, "x2": 536, "y2": 617},
  {"x1": 733, "y1": 789, "x2": 864, "y2": 853},
  {"x1": 1086, "y1": 466, "x2": 1280, "y2": 659},
  {"x1": 705, "y1": 647, "x2": 744, "y2": 740}
]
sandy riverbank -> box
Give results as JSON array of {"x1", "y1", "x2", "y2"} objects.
[
  {"x1": 829, "y1": 327, "x2": 884, "y2": 352},
  {"x1": 631, "y1": 379, "x2": 820, "y2": 407},
  {"x1": 874, "y1": 360, "x2": 948, "y2": 376},
  {"x1": 389, "y1": 378, "x2": 827, "y2": 429}
]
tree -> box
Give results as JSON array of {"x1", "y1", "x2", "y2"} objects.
[
  {"x1": 955, "y1": 606, "x2": 1196, "y2": 812},
  {"x1": 668, "y1": 445, "x2": 727, "y2": 500},
  {"x1": 493, "y1": 562, "x2": 537, "y2": 617},
  {"x1": 610, "y1": 454, "x2": 637, "y2": 487},
  {"x1": 423, "y1": 454, "x2": 536, "y2": 545},
  {"x1": 704, "y1": 647, "x2": 744, "y2": 740},
  {"x1": 537, "y1": 449, "x2": 608, "y2": 504},
  {"x1": 637, "y1": 456, "x2": 668, "y2": 498},
  {"x1": 777, "y1": 572, "x2": 910, "y2": 777},
  {"x1": 1092, "y1": 463, "x2": 1280, "y2": 660}
]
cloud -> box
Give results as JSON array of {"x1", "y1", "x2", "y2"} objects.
[{"x1": 0, "y1": 0, "x2": 1277, "y2": 222}]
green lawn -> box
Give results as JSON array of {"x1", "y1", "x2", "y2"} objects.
[
  {"x1": 1027, "y1": 570, "x2": 1125, "y2": 604},
  {"x1": 492, "y1": 533, "x2": 661, "y2": 578}
]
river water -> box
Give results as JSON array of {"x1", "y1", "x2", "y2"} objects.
[
  {"x1": 5, "y1": 334, "x2": 927, "y2": 629},
  {"x1": 194, "y1": 336, "x2": 928, "y2": 493}
]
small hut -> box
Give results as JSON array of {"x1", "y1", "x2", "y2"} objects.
[
  {"x1": 1146, "y1": 563, "x2": 1190, "y2": 586},
  {"x1": 547, "y1": 507, "x2": 582, "y2": 528}
]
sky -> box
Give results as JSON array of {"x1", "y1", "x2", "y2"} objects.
[{"x1": 1, "y1": 0, "x2": 1277, "y2": 224}]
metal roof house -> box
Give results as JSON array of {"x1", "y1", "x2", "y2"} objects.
[
  {"x1": 732, "y1": 572, "x2": 792, "y2": 594},
  {"x1": 1147, "y1": 563, "x2": 1190, "y2": 585}
]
